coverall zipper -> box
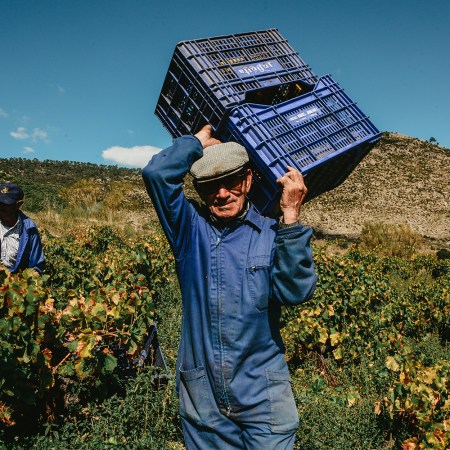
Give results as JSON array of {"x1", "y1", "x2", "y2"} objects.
[{"x1": 216, "y1": 233, "x2": 232, "y2": 416}]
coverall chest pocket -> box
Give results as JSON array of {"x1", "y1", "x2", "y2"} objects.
[{"x1": 247, "y1": 256, "x2": 271, "y2": 313}]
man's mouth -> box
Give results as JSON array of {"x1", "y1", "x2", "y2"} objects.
[{"x1": 214, "y1": 200, "x2": 234, "y2": 207}]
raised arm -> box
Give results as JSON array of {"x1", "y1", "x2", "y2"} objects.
[
  {"x1": 271, "y1": 166, "x2": 317, "y2": 305},
  {"x1": 142, "y1": 126, "x2": 220, "y2": 258},
  {"x1": 142, "y1": 135, "x2": 200, "y2": 258}
]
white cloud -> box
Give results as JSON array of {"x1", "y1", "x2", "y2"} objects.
[
  {"x1": 10, "y1": 127, "x2": 50, "y2": 143},
  {"x1": 102, "y1": 145, "x2": 161, "y2": 168},
  {"x1": 22, "y1": 146, "x2": 35, "y2": 154},
  {"x1": 32, "y1": 128, "x2": 49, "y2": 143},
  {"x1": 10, "y1": 127, "x2": 29, "y2": 139},
  {"x1": 0, "y1": 107, "x2": 8, "y2": 118}
]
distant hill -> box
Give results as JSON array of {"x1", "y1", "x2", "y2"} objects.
[
  {"x1": 0, "y1": 158, "x2": 146, "y2": 213},
  {"x1": 1, "y1": 132, "x2": 448, "y2": 247},
  {"x1": 301, "y1": 132, "x2": 449, "y2": 248}
]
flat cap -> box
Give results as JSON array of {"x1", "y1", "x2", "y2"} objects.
[
  {"x1": 0, "y1": 183, "x2": 24, "y2": 205},
  {"x1": 190, "y1": 142, "x2": 249, "y2": 183}
]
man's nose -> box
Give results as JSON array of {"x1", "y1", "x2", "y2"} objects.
[{"x1": 216, "y1": 186, "x2": 230, "y2": 197}]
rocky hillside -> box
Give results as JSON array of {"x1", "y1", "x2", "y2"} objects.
[{"x1": 300, "y1": 132, "x2": 449, "y2": 247}]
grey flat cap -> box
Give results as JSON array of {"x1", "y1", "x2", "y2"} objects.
[{"x1": 190, "y1": 142, "x2": 249, "y2": 183}]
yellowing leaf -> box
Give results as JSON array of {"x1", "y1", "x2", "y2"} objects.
[
  {"x1": 386, "y1": 356, "x2": 400, "y2": 372},
  {"x1": 318, "y1": 330, "x2": 328, "y2": 344},
  {"x1": 74, "y1": 359, "x2": 89, "y2": 378},
  {"x1": 374, "y1": 401, "x2": 382, "y2": 415},
  {"x1": 330, "y1": 332, "x2": 341, "y2": 346},
  {"x1": 347, "y1": 391, "x2": 361, "y2": 408},
  {"x1": 422, "y1": 369, "x2": 437, "y2": 385},
  {"x1": 333, "y1": 347, "x2": 343, "y2": 360},
  {"x1": 91, "y1": 303, "x2": 105, "y2": 313},
  {"x1": 78, "y1": 336, "x2": 96, "y2": 358},
  {"x1": 79, "y1": 346, "x2": 93, "y2": 358},
  {"x1": 111, "y1": 293, "x2": 120, "y2": 305}
]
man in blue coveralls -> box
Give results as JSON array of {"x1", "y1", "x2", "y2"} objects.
[{"x1": 142, "y1": 125, "x2": 317, "y2": 449}]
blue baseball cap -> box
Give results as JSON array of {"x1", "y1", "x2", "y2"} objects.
[{"x1": 0, "y1": 183, "x2": 24, "y2": 205}]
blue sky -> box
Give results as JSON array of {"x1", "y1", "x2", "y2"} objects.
[{"x1": 1, "y1": 0, "x2": 449, "y2": 167}]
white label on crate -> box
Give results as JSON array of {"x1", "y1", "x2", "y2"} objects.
[
  {"x1": 287, "y1": 107, "x2": 320, "y2": 124},
  {"x1": 232, "y1": 59, "x2": 283, "y2": 78}
]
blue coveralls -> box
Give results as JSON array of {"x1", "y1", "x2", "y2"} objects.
[{"x1": 142, "y1": 135, "x2": 317, "y2": 449}]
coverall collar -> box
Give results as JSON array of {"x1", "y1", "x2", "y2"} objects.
[{"x1": 208, "y1": 202, "x2": 263, "y2": 232}]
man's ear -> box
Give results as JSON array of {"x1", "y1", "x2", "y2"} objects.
[
  {"x1": 16, "y1": 200, "x2": 24, "y2": 209},
  {"x1": 244, "y1": 169, "x2": 253, "y2": 194}
]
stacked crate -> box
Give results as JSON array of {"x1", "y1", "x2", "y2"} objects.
[{"x1": 155, "y1": 29, "x2": 381, "y2": 215}]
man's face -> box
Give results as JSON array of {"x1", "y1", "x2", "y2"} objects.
[
  {"x1": 0, "y1": 201, "x2": 21, "y2": 226},
  {"x1": 197, "y1": 169, "x2": 252, "y2": 222}
]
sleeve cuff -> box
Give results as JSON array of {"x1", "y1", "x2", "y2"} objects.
[{"x1": 278, "y1": 219, "x2": 302, "y2": 229}]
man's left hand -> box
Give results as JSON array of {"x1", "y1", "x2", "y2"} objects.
[
  {"x1": 276, "y1": 166, "x2": 308, "y2": 224},
  {"x1": 194, "y1": 125, "x2": 222, "y2": 149}
]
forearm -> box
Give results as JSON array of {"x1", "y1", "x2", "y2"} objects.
[
  {"x1": 142, "y1": 135, "x2": 202, "y2": 194},
  {"x1": 142, "y1": 135, "x2": 203, "y2": 254},
  {"x1": 272, "y1": 225, "x2": 317, "y2": 306},
  {"x1": 33, "y1": 248, "x2": 45, "y2": 274}
]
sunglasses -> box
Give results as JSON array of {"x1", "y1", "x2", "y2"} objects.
[{"x1": 196, "y1": 170, "x2": 248, "y2": 195}]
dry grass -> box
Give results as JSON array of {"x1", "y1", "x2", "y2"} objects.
[
  {"x1": 29, "y1": 205, "x2": 159, "y2": 239},
  {"x1": 359, "y1": 221, "x2": 423, "y2": 258}
]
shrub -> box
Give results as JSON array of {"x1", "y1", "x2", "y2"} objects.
[
  {"x1": 378, "y1": 354, "x2": 450, "y2": 449},
  {"x1": 282, "y1": 248, "x2": 449, "y2": 366},
  {"x1": 0, "y1": 227, "x2": 175, "y2": 439},
  {"x1": 282, "y1": 249, "x2": 449, "y2": 449},
  {"x1": 59, "y1": 179, "x2": 105, "y2": 210},
  {"x1": 360, "y1": 222, "x2": 422, "y2": 258}
]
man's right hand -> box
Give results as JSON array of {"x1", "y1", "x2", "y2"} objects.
[
  {"x1": 194, "y1": 125, "x2": 222, "y2": 149},
  {"x1": 277, "y1": 166, "x2": 308, "y2": 224}
]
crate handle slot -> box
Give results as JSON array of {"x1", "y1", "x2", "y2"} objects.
[{"x1": 244, "y1": 80, "x2": 314, "y2": 106}]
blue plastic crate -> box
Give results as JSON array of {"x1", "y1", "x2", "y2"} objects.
[
  {"x1": 155, "y1": 29, "x2": 317, "y2": 138},
  {"x1": 217, "y1": 75, "x2": 381, "y2": 216}
]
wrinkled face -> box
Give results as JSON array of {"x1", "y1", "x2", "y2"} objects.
[{"x1": 196, "y1": 169, "x2": 252, "y2": 222}]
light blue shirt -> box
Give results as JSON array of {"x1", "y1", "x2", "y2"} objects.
[{"x1": 0, "y1": 216, "x2": 22, "y2": 269}]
